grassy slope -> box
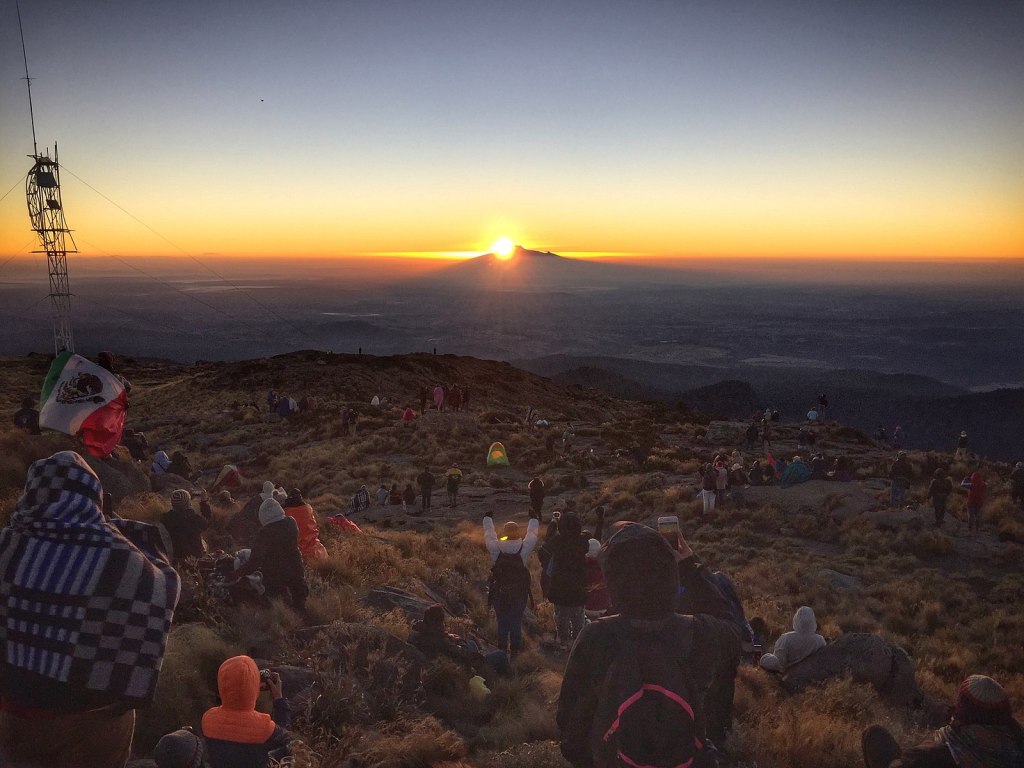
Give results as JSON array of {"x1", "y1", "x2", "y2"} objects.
[{"x1": 0, "y1": 352, "x2": 1021, "y2": 768}]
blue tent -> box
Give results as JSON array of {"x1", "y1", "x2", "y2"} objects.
[{"x1": 779, "y1": 460, "x2": 812, "y2": 488}]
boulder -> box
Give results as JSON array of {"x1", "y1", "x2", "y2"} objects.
[
  {"x1": 151, "y1": 472, "x2": 199, "y2": 494},
  {"x1": 83, "y1": 451, "x2": 151, "y2": 500},
  {"x1": 253, "y1": 660, "x2": 318, "y2": 711},
  {"x1": 362, "y1": 586, "x2": 437, "y2": 620},
  {"x1": 782, "y1": 633, "x2": 922, "y2": 706}
]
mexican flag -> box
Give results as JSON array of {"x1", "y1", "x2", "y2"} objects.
[{"x1": 39, "y1": 352, "x2": 129, "y2": 458}]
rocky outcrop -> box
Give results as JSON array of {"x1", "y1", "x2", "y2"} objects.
[
  {"x1": 782, "y1": 633, "x2": 922, "y2": 706},
  {"x1": 83, "y1": 450, "x2": 151, "y2": 499}
]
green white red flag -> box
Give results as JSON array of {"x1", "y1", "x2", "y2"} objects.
[{"x1": 39, "y1": 352, "x2": 128, "y2": 458}]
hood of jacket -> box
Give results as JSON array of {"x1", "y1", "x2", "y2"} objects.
[
  {"x1": 793, "y1": 605, "x2": 818, "y2": 634},
  {"x1": 201, "y1": 656, "x2": 275, "y2": 744},
  {"x1": 599, "y1": 522, "x2": 678, "y2": 619}
]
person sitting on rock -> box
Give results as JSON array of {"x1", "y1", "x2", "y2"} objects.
[
  {"x1": 375, "y1": 483, "x2": 389, "y2": 507},
  {"x1": 168, "y1": 451, "x2": 193, "y2": 479},
  {"x1": 861, "y1": 674, "x2": 1024, "y2": 768},
  {"x1": 162, "y1": 489, "x2": 210, "y2": 566},
  {"x1": 759, "y1": 606, "x2": 827, "y2": 673},
  {"x1": 152, "y1": 449, "x2": 172, "y2": 475},
  {"x1": 402, "y1": 482, "x2": 416, "y2": 511},
  {"x1": 281, "y1": 488, "x2": 328, "y2": 563},
  {"x1": 202, "y1": 655, "x2": 292, "y2": 767},
  {"x1": 349, "y1": 484, "x2": 371, "y2": 515},
  {"x1": 388, "y1": 483, "x2": 403, "y2": 505},
  {"x1": 809, "y1": 453, "x2": 829, "y2": 480},
  {"x1": 232, "y1": 499, "x2": 308, "y2": 612}
]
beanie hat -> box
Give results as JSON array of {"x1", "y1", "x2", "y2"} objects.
[
  {"x1": 259, "y1": 480, "x2": 276, "y2": 502},
  {"x1": 170, "y1": 489, "x2": 192, "y2": 510},
  {"x1": 600, "y1": 522, "x2": 679, "y2": 619},
  {"x1": 258, "y1": 498, "x2": 286, "y2": 526},
  {"x1": 154, "y1": 728, "x2": 204, "y2": 768},
  {"x1": 955, "y1": 675, "x2": 1013, "y2": 726},
  {"x1": 502, "y1": 521, "x2": 522, "y2": 541}
]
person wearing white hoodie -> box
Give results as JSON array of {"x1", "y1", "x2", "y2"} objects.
[
  {"x1": 759, "y1": 606, "x2": 826, "y2": 672},
  {"x1": 483, "y1": 509, "x2": 540, "y2": 654}
]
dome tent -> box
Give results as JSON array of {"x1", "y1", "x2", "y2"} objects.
[{"x1": 487, "y1": 441, "x2": 510, "y2": 466}]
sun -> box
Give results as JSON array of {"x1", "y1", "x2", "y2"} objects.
[{"x1": 491, "y1": 237, "x2": 515, "y2": 260}]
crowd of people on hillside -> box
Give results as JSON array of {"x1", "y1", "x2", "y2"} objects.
[{"x1": 6, "y1": 373, "x2": 1024, "y2": 768}]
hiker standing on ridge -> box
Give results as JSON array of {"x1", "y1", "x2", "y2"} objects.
[
  {"x1": 889, "y1": 451, "x2": 913, "y2": 508},
  {"x1": 417, "y1": 466, "x2": 434, "y2": 514},
  {"x1": 926, "y1": 468, "x2": 954, "y2": 527},
  {"x1": 557, "y1": 523, "x2": 739, "y2": 768},
  {"x1": 483, "y1": 508, "x2": 540, "y2": 655},
  {"x1": 543, "y1": 511, "x2": 590, "y2": 650},
  {"x1": 445, "y1": 464, "x2": 463, "y2": 508},
  {"x1": 528, "y1": 476, "x2": 546, "y2": 521},
  {"x1": 962, "y1": 466, "x2": 986, "y2": 535},
  {"x1": 955, "y1": 430, "x2": 969, "y2": 460},
  {"x1": 700, "y1": 462, "x2": 718, "y2": 516}
]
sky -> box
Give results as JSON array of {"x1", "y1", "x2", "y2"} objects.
[{"x1": 1, "y1": 0, "x2": 1023, "y2": 264}]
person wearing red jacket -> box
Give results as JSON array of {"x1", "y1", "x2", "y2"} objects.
[{"x1": 963, "y1": 469, "x2": 986, "y2": 534}]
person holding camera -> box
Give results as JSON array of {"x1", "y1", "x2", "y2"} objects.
[{"x1": 202, "y1": 655, "x2": 292, "y2": 767}]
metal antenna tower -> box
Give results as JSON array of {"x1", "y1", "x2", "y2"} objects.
[{"x1": 18, "y1": 0, "x2": 76, "y2": 354}]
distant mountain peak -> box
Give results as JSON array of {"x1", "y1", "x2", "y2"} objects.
[{"x1": 478, "y1": 246, "x2": 564, "y2": 263}]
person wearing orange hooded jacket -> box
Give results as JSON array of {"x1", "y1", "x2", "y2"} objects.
[
  {"x1": 202, "y1": 655, "x2": 292, "y2": 767},
  {"x1": 282, "y1": 488, "x2": 328, "y2": 563}
]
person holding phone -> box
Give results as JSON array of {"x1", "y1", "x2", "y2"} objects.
[{"x1": 202, "y1": 655, "x2": 293, "y2": 767}]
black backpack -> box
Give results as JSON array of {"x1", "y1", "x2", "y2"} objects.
[
  {"x1": 488, "y1": 545, "x2": 532, "y2": 612},
  {"x1": 708, "y1": 571, "x2": 761, "y2": 658},
  {"x1": 592, "y1": 615, "x2": 711, "y2": 768}
]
